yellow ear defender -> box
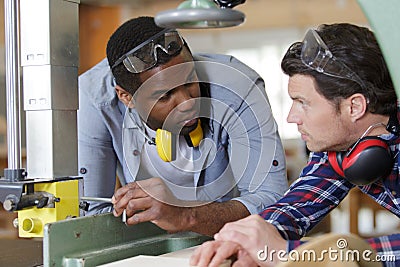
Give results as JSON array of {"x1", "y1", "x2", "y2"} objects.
[
  {"x1": 185, "y1": 119, "x2": 203, "y2": 148},
  {"x1": 155, "y1": 129, "x2": 176, "y2": 162},
  {"x1": 155, "y1": 119, "x2": 203, "y2": 162}
]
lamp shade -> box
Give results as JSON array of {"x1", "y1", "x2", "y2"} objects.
[{"x1": 155, "y1": 0, "x2": 245, "y2": 29}]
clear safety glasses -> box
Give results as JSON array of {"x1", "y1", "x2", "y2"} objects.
[
  {"x1": 300, "y1": 29, "x2": 366, "y2": 89},
  {"x1": 111, "y1": 29, "x2": 184, "y2": 74}
]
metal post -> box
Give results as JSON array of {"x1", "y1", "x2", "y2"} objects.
[{"x1": 4, "y1": 0, "x2": 25, "y2": 181}]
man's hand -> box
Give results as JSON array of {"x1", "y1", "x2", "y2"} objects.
[
  {"x1": 214, "y1": 214, "x2": 287, "y2": 266},
  {"x1": 190, "y1": 240, "x2": 257, "y2": 267},
  {"x1": 112, "y1": 177, "x2": 250, "y2": 236},
  {"x1": 190, "y1": 215, "x2": 287, "y2": 266},
  {"x1": 111, "y1": 177, "x2": 193, "y2": 232}
]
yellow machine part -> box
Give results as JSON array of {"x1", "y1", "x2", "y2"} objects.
[{"x1": 17, "y1": 179, "x2": 80, "y2": 238}]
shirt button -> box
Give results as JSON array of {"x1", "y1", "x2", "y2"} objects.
[
  {"x1": 392, "y1": 190, "x2": 397, "y2": 196},
  {"x1": 133, "y1": 150, "x2": 140, "y2": 156}
]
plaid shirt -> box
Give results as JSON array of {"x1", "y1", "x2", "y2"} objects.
[{"x1": 260, "y1": 133, "x2": 400, "y2": 266}]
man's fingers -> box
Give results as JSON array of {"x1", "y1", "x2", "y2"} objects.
[
  {"x1": 232, "y1": 249, "x2": 258, "y2": 267},
  {"x1": 125, "y1": 197, "x2": 153, "y2": 217},
  {"x1": 189, "y1": 241, "x2": 240, "y2": 267},
  {"x1": 190, "y1": 241, "x2": 218, "y2": 267},
  {"x1": 208, "y1": 242, "x2": 239, "y2": 267},
  {"x1": 113, "y1": 184, "x2": 149, "y2": 216},
  {"x1": 112, "y1": 182, "x2": 139, "y2": 202},
  {"x1": 189, "y1": 245, "x2": 202, "y2": 266},
  {"x1": 125, "y1": 206, "x2": 159, "y2": 225},
  {"x1": 215, "y1": 230, "x2": 252, "y2": 253}
]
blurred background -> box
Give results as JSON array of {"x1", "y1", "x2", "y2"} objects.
[
  {"x1": 0, "y1": 0, "x2": 369, "y2": 178},
  {"x1": 1, "y1": 0, "x2": 398, "y2": 240}
]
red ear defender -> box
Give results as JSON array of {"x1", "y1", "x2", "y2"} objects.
[{"x1": 328, "y1": 136, "x2": 393, "y2": 185}]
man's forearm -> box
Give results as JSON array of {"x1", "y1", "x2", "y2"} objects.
[{"x1": 185, "y1": 200, "x2": 250, "y2": 236}]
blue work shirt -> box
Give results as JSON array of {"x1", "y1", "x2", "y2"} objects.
[{"x1": 78, "y1": 53, "x2": 288, "y2": 214}]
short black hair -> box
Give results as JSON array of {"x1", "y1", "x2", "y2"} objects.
[
  {"x1": 281, "y1": 23, "x2": 396, "y2": 115},
  {"x1": 106, "y1": 16, "x2": 188, "y2": 95},
  {"x1": 107, "y1": 17, "x2": 163, "y2": 68}
]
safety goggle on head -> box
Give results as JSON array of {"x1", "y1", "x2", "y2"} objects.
[
  {"x1": 299, "y1": 29, "x2": 366, "y2": 89},
  {"x1": 111, "y1": 29, "x2": 184, "y2": 74}
]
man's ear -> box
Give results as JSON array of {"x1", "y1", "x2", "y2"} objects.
[
  {"x1": 115, "y1": 85, "x2": 134, "y2": 108},
  {"x1": 348, "y1": 93, "x2": 367, "y2": 122}
]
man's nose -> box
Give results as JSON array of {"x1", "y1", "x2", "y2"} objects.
[
  {"x1": 175, "y1": 87, "x2": 195, "y2": 112},
  {"x1": 287, "y1": 107, "x2": 300, "y2": 124}
]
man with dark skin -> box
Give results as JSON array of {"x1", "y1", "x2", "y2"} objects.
[{"x1": 78, "y1": 17, "x2": 287, "y2": 236}]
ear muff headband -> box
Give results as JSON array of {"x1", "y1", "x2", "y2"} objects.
[
  {"x1": 343, "y1": 137, "x2": 388, "y2": 163},
  {"x1": 328, "y1": 136, "x2": 393, "y2": 185},
  {"x1": 328, "y1": 151, "x2": 345, "y2": 177}
]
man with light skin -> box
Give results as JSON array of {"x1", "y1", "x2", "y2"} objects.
[{"x1": 190, "y1": 23, "x2": 400, "y2": 266}]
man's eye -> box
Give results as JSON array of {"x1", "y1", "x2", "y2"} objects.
[
  {"x1": 294, "y1": 99, "x2": 305, "y2": 105},
  {"x1": 159, "y1": 91, "x2": 172, "y2": 101}
]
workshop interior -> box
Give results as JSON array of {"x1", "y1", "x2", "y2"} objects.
[{"x1": 0, "y1": 0, "x2": 399, "y2": 266}]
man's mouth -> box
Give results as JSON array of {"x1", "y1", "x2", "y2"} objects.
[{"x1": 183, "y1": 118, "x2": 198, "y2": 127}]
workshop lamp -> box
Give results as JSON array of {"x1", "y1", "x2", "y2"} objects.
[{"x1": 155, "y1": 0, "x2": 246, "y2": 29}]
